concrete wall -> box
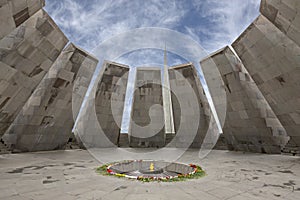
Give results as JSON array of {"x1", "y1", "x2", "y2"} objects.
[
  {"x1": 201, "y1": 46, "x2": 288, "y2": 153},
  {"x1": 169, "y1": 63, "x2": 210, "y2": 148},
  {"x1": 129, "y1": 67, "x2": 165, "y2": 148},
  {"x1": 2, "y1": 44, "x2": 98, "y2": 152},
  {"x1": 95, "y1": 62, "x2": 129, "y2": 147},
  {"x1": 260, "y1": 0, "x2": 300, "y2": 46},
  {"x1": 0, "y1": 0, "x2": 45, "y2": 40},
  {"x1": 0, "y1": 9, "x2": 68, "y2": 139}
]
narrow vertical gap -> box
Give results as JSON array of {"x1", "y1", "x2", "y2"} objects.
[{"x1": 120, "y1": 67, "x2": 136, "y2": 134}]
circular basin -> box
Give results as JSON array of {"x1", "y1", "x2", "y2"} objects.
[{"x1": 104, "y1": 160, "x2": 201, "y2": 181}]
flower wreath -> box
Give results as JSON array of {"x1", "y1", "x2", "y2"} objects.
[{"x1": 96, "y1": 161, "x2": 205, "y2": 182}]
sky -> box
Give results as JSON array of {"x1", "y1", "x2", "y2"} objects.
[
  {"x1": 45, "y1": 0, "x2": 261, "y2": 132},
  {"x1": 45, "y1": 0, "x2": 260, "y2": 60}
]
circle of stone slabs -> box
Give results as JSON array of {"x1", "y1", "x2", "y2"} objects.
[{"x1": 106, "y1": 160, "x2": 197, "y2": 180}]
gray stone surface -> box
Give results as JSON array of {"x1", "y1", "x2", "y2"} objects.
[
  {"x1": 0, "y1": 0, "x2": 299, "y2": 157},
  {"x1": 129, "y1": 67, "x2": 165, "y2": 148},
  {"x1": 2, "y1": 43, "x2": 98, "y2": 152},
  {"x1": 232, "y1": 15, "x2": 300, "y2": 154},
  {"x1": 260, "y1": 0, "x2": 300, "y2": 46},
  {"x1": 95, "y1": 61, "x2": 129, "y2": 147},
  {"x1": 201, "y1": 46, "x2": 289, "y2": 153},
  {"x1": 0, "y1": 149, "x2": 299, "y2": 200},
  {"x1": 0, "y1": 0, "x2": 45, "y2": 41},
  {"x1": 0, "y1": 9, "x2": 68, "y2": 139},
  {"x1": 168, "y1": 63, "x2": 210, "y2": 148},
  {"x1": 162, "y1": 51, "x2": 175, "y2": 134}
]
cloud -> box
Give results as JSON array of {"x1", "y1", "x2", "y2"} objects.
[
  {"x1": 115, "y1": 49, "x2": 188, "y2": 68},
  {"x1": 45, "y1": 0, "x2": 261, "y2": 132},
  {"x1": 188, "y1": 0, "x2": 261, "y2": 52},
  {"x1": 45, "y1": 0, "x2": 187, "y2": 52},
  {"x1": 45, "y1": 0, "x2": 260, "y2": 53}
]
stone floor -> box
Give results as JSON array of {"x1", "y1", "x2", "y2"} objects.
[{"x1": 0, "y1": 149, "x2": 299, "y2": 200}]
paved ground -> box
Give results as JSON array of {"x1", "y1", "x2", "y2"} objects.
[{"x1": 0, "y1": 149, "x2": 299, "y2": 200}]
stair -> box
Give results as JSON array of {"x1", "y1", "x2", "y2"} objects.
[
  {"x1": 281, "y1": 141, "x2": 300, "y2": 156},
  {"x1": 118, "y1": 134, "x2": 129, "y2": 147},
  {"x1": 65, "y1": 136, "x2": 80, "y2": 150},
  {"x1": 165, "y1": 134, "x2": 175, "y2": 145},
  {"x1": 0, "y1": 139, "x2": 11, "y2": 154}
]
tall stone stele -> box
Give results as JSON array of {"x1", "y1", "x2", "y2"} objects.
[
  {"x1": 168, "y1": 63, "x2": 210, "y2": 148},
  {"x1": 94, "y1": 61, "x2": 130, "y2": 147},
  {"x1": 201, "y1": 46, "x2": 289, "y2": 153},
  {"x1": 232, "y1": 12, "x2": 300, "y2": 154},
  {"x1": 0, "y1": 9, "x2": 68, "y2": 140},
  {"x1": 2, "y1": 44, "x2": 98, "y2": 152},
  {"x1": 73, "y1": 61, "x2": 130, "y2": 149},
  {"x1": 129, "y1": 67, "x2": 165, "y2": 148}
]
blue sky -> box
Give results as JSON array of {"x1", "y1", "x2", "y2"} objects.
[
  {"x1": 45, "y1": 0, "x2": 261, "y2": 132},
  {"x1": 45, "y1": 0, "x2": 260, "y2": 57}
]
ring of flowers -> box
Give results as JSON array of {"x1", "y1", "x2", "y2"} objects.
[{"x1": 96, "y1": 160, "x2": 205, "y2": 182}]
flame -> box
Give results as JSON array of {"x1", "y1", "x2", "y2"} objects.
[{"x1": 150, "y1": 163, "x2": 154, "y2": 171}]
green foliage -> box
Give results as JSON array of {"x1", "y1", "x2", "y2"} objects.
[{"x1": 96, "y1": 164, "x2": 110, "y2": 175}]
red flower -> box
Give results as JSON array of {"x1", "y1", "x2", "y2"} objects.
[{"x1": 189, "y1": 164, "x2": 197, "y2": 169}]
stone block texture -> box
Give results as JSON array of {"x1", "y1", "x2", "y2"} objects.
[
  {"x1": 168, "y1": 63, "x2": 210, "y2": 148},
  {"x1": 2, "y1": 44, "x2": 97, "y2": 152},
  {"x1": 260, "y1": 0, "x2": 300, "y2": 46},
  {"x1": 0, "y1": 0, "x2": 45, "y2": 40},
  {"x1": 129, "y1": 67, "x2": 165, "y2": 148},
  {"x1": 68, "y1": 46, "x2": 99, "y2": 150},
  {"x1": 95, "y1": 62, "x2": 129, "y2": 147},
  {"x1": 201, "y1": 46, "x2": 288, "y2": 153},
  {"x1": 232, "y1": 15, "x2": 300, "y2": 154},
  {"x1": 72, "y1": 61, "x2": 129, "y2": 149},
  {"x1": 0, "y1": 9, "x2": 68, "y2": 139}
]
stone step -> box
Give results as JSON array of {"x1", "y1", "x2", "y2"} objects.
[
  {"x1": 281, "y1": 139, "x2": 300, "y2": 156},
  {"x1": 213, "y1": 135, "x2": 229, "y2": 150},
  {"x1": 282, "y1": 145, "x2": 300, "y2": 156},
  {"x1": 119, "y1": 134, "x2": 129, "y2": 147},
  {"x1": 65, "y1": 143, "x2": 80, "y2": 150},
  {"x1": 65, "y1": 137, "x2": 80, "y2": 150},
  {"x1": 165, "y1": 134, "x2": 175, "y2": 144},
  {"x1": 0, "y1": 140, "x2": 11, "y2": 154}
]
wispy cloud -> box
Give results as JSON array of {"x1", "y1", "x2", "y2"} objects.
[
  {"x1": 45, "y1": 0, "x2": 260, "y2": 54},
  {"x1": 116, "y1": 49, "x2": 187, "y2": 68},
  {"x1": 188, "y1": 0, "x2": 261, "y2": 52},
  {"x1": 45, "y1": 0, "x2": 187, "y2": 52},
  {"x1": 45, "y1": 0, "x2": 261, "y2": 133}
]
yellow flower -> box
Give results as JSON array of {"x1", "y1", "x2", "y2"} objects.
[{"x1": 115, "y1": 173, "x2": 125, "y2": 177}]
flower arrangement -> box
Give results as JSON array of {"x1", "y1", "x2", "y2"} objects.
[{"x1": 96, "y1": 161, "x2": 206, "y2": 182}]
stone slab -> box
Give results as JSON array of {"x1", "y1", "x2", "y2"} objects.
[
  {"x1": 0, "y1": 0, "x2": 45, "y2": 40},
  {"x1": 168, "y1": 63, "x2": 210, "y2": 148},
  {"x1": 0, "y1": 9, "x2": 68, "y2": 139},
  {"x1": 260, "y1": 0, "x2": 300, "y2": 46},
  {"x1": 129, "y1": 67, "x2": 165, "y2": 148},
  {"x1": 2, "y1": 43, "x2": 98, "y2": 152},
  {"x1": 201, "y1": 46, "x2": 289, "y2": 153},
  {"x1": 94, "y1": 62, "x2": 129, "y2": 147},
  {"x1": 232, "y1": 15, "x2": 300, "y2": 154}
]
